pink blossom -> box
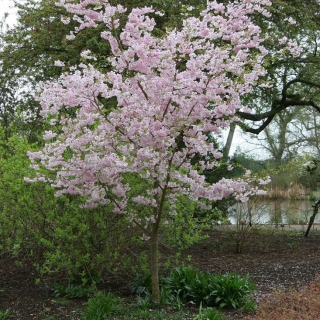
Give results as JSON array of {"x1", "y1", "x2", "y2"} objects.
[
  {"x1": 61, "y1": 16, "x2": 70, "y2": 24},
  {"x1": 285, "y1": 17, "x2": 296, "y2": 25},
  {"x1": 279, "y1": 36, "x2": 288, "y2": 45},
  {"x1": 54, "y1": 60, "x2": 65, "y2": 67},
  {"x1": 26, "y1": 0, "x2": 283, "y2": 241},
  {"x1": 43, "y1": 131, "x2": 57, "y2": 140},
  {"x1": 80, "y1": 50, "x2": 97, "y2": 60}
]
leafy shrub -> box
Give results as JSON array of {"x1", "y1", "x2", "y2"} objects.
[
  {"x1": 53, "y1": 282, "x2": 96, "y2": 299},
  {"x1": 131, "y1": 273, "x2": 152, "y2": 295},
  {"x1": 194, "y1": 304, "x2": 226, "y2": 320},
  {"x1": 131, "y1": 295, "x2": 153, "y2": 310},
  {"x1": 211, "y1": 273, "x2": 255, "y2": 309},
  {"x1": 161, "y1": 266, "x2": 255, "y2": 308},
  {"x1": 83, "y1": 292, "x2": 122, "y2": 320},
  {"x1": 240, "y1": 297, "x2": 257, "y2": 312},
  {"x1": 190, "y1": 272, "x2": 217, "y2": 305},
  {"x1": 159, "y1": 287, "x2": 173, "y2": 305},
  {"x1": 161, "y1": 266, "x2": 198, "y2": 303},
  {"x1": 131, "y1": 275, "x2": 175, "y2": 306},
  {"x1": 0, "y1": 134, "x2": 140, "y2": 281},
  {"x1": 201, "y1": 307, "x2": 225, "y2": 320},
  {"x1": 162, "y1": 195, "x2": 213, "y2": 250}
]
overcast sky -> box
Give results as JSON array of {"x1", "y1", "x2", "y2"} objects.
[{"x1": 0, "y1": 0, "x2": 17, "y2": 26}]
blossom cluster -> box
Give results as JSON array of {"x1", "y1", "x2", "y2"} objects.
[{"x1": 26, "y1": 0, "x2": 278, "y2": 231}]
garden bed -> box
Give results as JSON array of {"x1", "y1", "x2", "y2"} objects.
[{"x1": 0, "y1": 228, "x2": 320, "y2": 319}]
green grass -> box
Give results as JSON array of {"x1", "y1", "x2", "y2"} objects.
[
  {"x1": 0, "y1": 310, "x2": 10, "y2": 320},
  {"x1": 82, "y1": 292, "x2": 122, "y2": 320}
]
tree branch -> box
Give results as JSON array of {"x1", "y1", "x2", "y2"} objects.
[{"x1": 236, "y1": 78, "x2": 320, "y2": 134}]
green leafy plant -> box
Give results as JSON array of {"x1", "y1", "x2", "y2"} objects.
[
  {"x1": 53, "y1": 282, "x2": 96, "y2": 299},
  {"x1": 131, "y1": 273, "x2": 152, "y2": 295},
  {"x1": 240, "y1": 297, "x2": 258, "y2": 312},
  {"x1": 161, "y1": 266, "x2": 198, "y2": 303},
  {"x1": 161, "y1": 266, "x2": 255, "y2": 309},
  {"x1": 287, "y1": 241, "x2": 297, "y2": 249},
  {"x1": 167, "y1": 291, "x2": 188, "y2": 310},
  {"x1": 190, "y1": 272, "x2": 216, "y2": 306},
  {"x1": 212, "y1": 273, "x2": 255, "y2": 309},
  {"x1": 83, "y1": 292, "x2": 122, "y2": 320},
  {"x1": 194, "y1": 303, "x2": 226, "y2": 320},
  {"x1": 0, "y1": 309, "x2": 10, "y2": 320},
  {"x1": 159, "y1": 287, "x2": 173, "y2": 305},
  {"x1": 155, "y1": 310, "x2": 166, "y2": 320},
  {"x1": 131, "y1": 295, "x2": 153, "y2": 310},
  {"x1": 130, "y1": 308, "x2": 153, "y2": 319},
  {"x1": 0, "y1": 133, "x2": 139, "y2": 283}
]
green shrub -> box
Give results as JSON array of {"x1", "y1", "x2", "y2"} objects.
[
  {"x1": 211, "y1": 273, "x2": 255, "y2": 308},
  {"x1": 194, "y1": 305, "x2": 226, "y2": 320},
  {"x1": 161, "y1": 266, "x2": 198, "y2": 303},
  {"x1": 190, "y1": 272, "x2": 216, "y2": 305},
  {"x1": 53, "y1": 282, "x2": 96, "y2": 299},
  {"x1": 162, "y1": 195, "x2": 212, "y2": 250},
  {"x1": 161, "y1": 266, "x2": 255, "y2": 309},
  {"x1": 83, "y1": 292, "x2": 122, "y2": 320},
  {"x1": 0, "y1": 133, "x2": 216, "y2": 288},
  {"x1": 130, "y1": 308, "x2": 153, "y2": 319},
  {"x1": 131, "y1": 276, "x2": 173, "y2": 307},
  {"x1": 131, "y1": 295, "x2": 153, "y2": 310},
  {"x1": 240, "y1": 297, "x2": 258, "y2": 312},
  {"x1": 0, "y1": 133, "x2": 141, "y2": 282},
  {"x1": 131, "y1": 273, "x2": 152, "y2": 295},
  {"x1": 202, "y1": 308, "x2": 225, "y2": 320}
]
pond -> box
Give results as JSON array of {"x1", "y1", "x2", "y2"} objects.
[{"x1": 227, "y1": 198, "x2": 320, "y2": 225}]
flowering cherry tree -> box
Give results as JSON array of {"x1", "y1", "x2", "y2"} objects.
[{"x1": 26, "y1": 0, "x2": 290, "y2": 302}]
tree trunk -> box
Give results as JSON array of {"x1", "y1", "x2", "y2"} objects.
[
  {"x1": 150, "y1": 226, "x2": 160, "y2": 303},
  {"x1": 305, "y1": 200, "x2": 320, "y2": 237},
  {"x1": 223, "y1": 122, "x2": 236, "y2": 159}
]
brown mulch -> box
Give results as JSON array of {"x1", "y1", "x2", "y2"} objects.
[{"x1": 0, "y1": 228, "x2": 320, "y2": 319}]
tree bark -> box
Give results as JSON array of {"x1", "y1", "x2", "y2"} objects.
[
  {"x1": 223, "y1": 122, "x2": 236, "y2": 159},
  {"x1": 150, "y1": 226, "x2": 160, "y2": 303},
  {"x1": 236, "y1": 78, "x2": 320, "y2": 135},
  {"x1": 305, "y1": 200, "x2": 320, "y2": 237}
]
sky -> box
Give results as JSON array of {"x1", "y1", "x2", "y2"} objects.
[
  {"x1": 0, "y1": 0, "x2": 263, "y2": 158},
  {"x1": 0, "y1": 0, "x2": 17, "y2": 26}
]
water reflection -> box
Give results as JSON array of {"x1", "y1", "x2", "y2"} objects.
[{"x1": 228, "y1": 199, "x2": 319, "y2": 225}]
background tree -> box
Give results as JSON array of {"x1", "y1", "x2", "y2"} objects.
[
  {"x1": 246, "y1": 108, "x2": 302, "y2": 168},
  {"x1": 250, "y1": 105, "x2": 320, "y2": 168},
  {"x1": 236, "y1": 0, "x2": 320, "y2": 130},
  {"x1": 221, "y1": 0, "x2": 320, "y2": 162}
]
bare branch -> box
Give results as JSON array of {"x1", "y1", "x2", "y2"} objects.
[{"x1": 236, "y1": 78, "x2": 320, "y2": 134}]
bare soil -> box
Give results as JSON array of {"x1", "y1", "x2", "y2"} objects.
[{"x1": 1, "y1": 228, "x2": 320, "y2": 319}]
